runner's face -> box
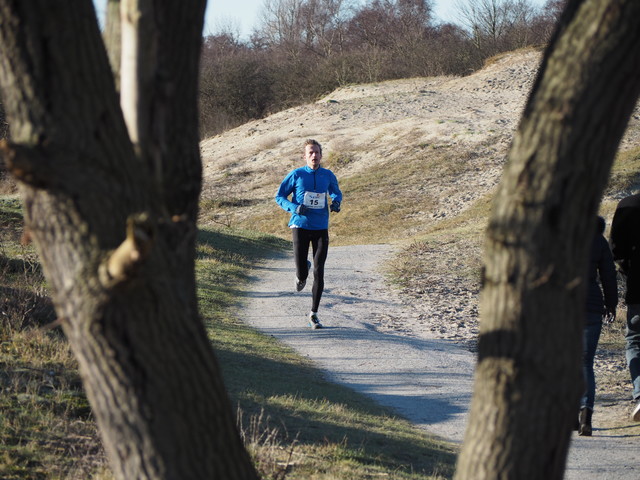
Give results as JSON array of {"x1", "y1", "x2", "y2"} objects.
[{"x1": 305, "y1": 144, "x2": 322, "y2": 170}]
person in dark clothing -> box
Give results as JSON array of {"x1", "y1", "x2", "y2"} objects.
[
  {"x1": 578, "y1": 216, "x2": 618, "y2": 436},
  {"x1": 610, "y1": 193, "x2": 640, "y2": 421}
]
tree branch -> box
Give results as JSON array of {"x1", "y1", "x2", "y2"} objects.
[
  {"x1": 100, "y1": 212, "x2": 155, "y2": 285},
  {"x1": 0, "y1": 139, "x2": 55, "y2": 188}
]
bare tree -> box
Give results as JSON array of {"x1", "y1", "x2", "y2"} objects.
[
  {"x1": 303, "y1": 0, "x2": 353, "y2": 57},
  {"x1": 259, "y1": 0, "x2": 308, "y2": 55},
  {"x1": 528, "y1": 0, "x2": 568, "y2": 44},
  {"x1": 257, "y1": 0, "x2": 353, "y2": 60},
  {"x1": 344, "y1": 0, "x2": 392, "y2": 50},
  {"x1": 455, "y1": 0, "x2": 509, "y2": 52},
  {"x1": 0, "y1": 1, "x2": 258, "y2": 479},
  {"x1": 455, "y1": 0, "x2": 542, "y2": 56},
  {"x1": 503, "y1": 0, "x2": 538, "y2": 47},
  {"x1": 542, "y1": 0, "x2": 568, "y2": 21},
  {"x1": 391, "y1": 0, "x2": 436, "y2": 76},
  {"x1": 455, "y1": 0, "x2": 640, "y2": 478}
]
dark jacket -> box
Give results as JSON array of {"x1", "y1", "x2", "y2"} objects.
[
  {"x1": 610, "y1": 194, "x2": 640, "y2": 304},
  {"x1": 588, "y1": 217, "x2": 617, "y2": 314}
]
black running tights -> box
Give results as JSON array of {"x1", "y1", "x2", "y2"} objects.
[{"x1": 292, "y1": 228, "x2": 329, "y2": 313}]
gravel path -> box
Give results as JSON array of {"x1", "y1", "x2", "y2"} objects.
[
  {"x1": 242, "y1": 244, "x2": 475, "y2": 442},
  {"x1": 240, "y1": 244, "x2": 640, "y2": 478}
]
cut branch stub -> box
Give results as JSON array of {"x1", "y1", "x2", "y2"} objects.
[{"x1": 100, "y1": 212, "x2": 155, "y2": 286}]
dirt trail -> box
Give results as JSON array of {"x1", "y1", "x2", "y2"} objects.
[{"x1": 240, "y1": 244, "x2": 640, "y2": 479}]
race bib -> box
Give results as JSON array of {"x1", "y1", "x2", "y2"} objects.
[{"x1": 303, "y1": 191, "x2": 326, "y2": 209}]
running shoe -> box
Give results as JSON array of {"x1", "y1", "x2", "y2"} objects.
[
  {"x1": 295, "y1": 260, "x2": 312, "y2": 292},
  {"x1": 632, "y1": 401, "x2": 640, "y2": 422},
  {"x1": 308, "y1": 312, "x2": 323, "y2": 329}
]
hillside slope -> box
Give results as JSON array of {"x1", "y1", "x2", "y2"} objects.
[
  {"x1": 200, "y1": 49, "x2": 542, "y2": 243},
  {"x1": 202, "y1": 47, "x2": 640, "y2": 433},
  {"x1": 200, "y1": 47, "x2": 640, "y2": 246}
]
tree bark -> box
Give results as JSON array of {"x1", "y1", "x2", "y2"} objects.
[
  {"x1": 0, "y1": 1, "x2": 258, "y2": 479},
  {"x1": 103, "y1": 0, "x2": 122, "y2": 89},
  {"x1": 455, "y1": 1, "x2": 640, "y2": 479}
]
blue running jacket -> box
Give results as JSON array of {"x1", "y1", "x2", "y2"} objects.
[{"x1": 275, "y1": 165, "x2": 342, "y2": 230}]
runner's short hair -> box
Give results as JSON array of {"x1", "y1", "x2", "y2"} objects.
[{"x1": 304, "y1": 139, "x2": 322, "y2": 154}]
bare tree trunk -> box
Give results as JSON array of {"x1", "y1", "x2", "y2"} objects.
[
  {"x1": 0, "y1": 1, "x2": 258, "y2": 479},
  {"x1": 455, "y1": 1, "x2": 640, "y2": 478}
]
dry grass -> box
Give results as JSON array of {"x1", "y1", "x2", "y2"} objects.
[
  {"x1": 0, "y1": 173, "x2": 17, "y2": 196},
  {"x1": 3, "y1": 48, "x2": 639, "y2": 476},
  {"x1": 1, "y1": 196, "x2": 108, "y2": 479},
  {"x1": 2, "y1": 196, "x2": 456, "y2": 479},
  {"x1": 198, "y1": 227, "x2": 458, "y2": 479},
  {"x1": 202, "y1": 135, "x2": 502, "y2": 248}
]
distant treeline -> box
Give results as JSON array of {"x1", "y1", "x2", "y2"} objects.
[
  {"x1": 199, "y1": 0, "x2": 566, "y2": 137},
  {"x1": 0, "y1": 0, "x2": 566, "y2": 145}
]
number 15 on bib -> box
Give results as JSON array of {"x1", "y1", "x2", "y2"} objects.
[{"x1": 303, "y1": 192, "x2": 326, "y2": 209}]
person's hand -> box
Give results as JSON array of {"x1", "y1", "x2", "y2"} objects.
[
  {"x1": 330, "y1": 201, "x2": 341, "y2": 213},
  {"x1": 296, "y1": 204, "x2": 308, "y2": 215}
]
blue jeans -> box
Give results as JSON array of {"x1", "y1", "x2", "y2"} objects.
[
  {"x1": 581, "y1": 313, "x2": 603, "y2": 410},
  {"x1": 626, "y1": 304, "x2": 640, "y2": 401}
]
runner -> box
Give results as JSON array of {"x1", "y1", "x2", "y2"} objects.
[{"x1": 275, "y1": 139, "x2": 342, "y2": 329}]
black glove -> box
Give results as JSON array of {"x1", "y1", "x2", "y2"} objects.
[
  {"x1": 295, "y1": 204, "x2": 308, "y2": 215},
  {"x1": 330, "y1": 201, "x2": 341, "y2": 213}
]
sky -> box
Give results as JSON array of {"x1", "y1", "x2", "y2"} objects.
[
  {"x1": 93, "y1": 1, "x2": 546, "y2": 41},
  {"x1": 204, "y1": 0, "x2": 460, "y2": 38},
  {"x1": 93, "y1": 0, "x2": 460, "y2": 39}
]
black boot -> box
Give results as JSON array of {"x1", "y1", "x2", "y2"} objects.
[{"x1": 578, "y1": 407, "x2": 592, "y2": 436}]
